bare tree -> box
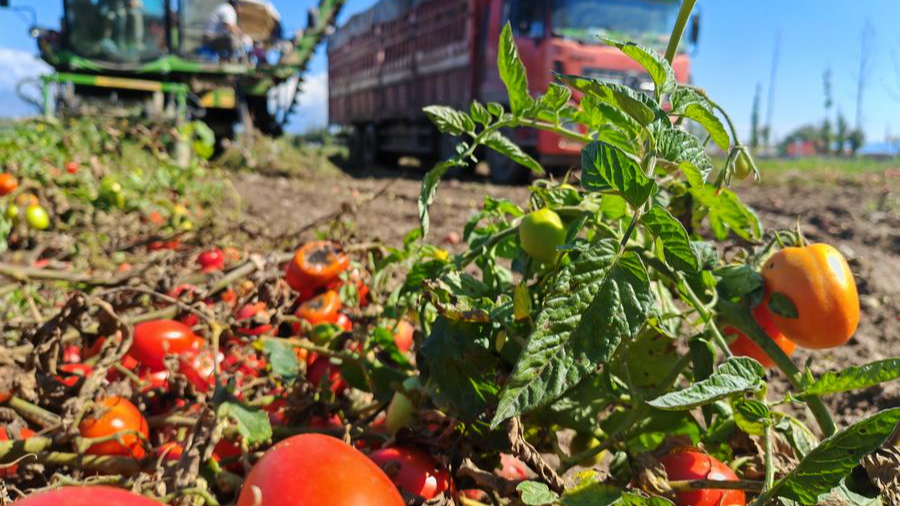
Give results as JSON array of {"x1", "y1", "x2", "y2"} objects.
[{"x1": 854, "y1": 20, "x2": 874, "y2": 131}]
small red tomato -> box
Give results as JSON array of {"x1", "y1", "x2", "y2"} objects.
[
  {"x1": 335, "y1": 313, "x2": 353, "y2": 332},
  {"x1": 0, "y1": 424, "x2": 36, "y2": 476},
  {"x1": 179, "y1": 346, "x2": 222, "y2": 393},
  {"x1": 66, "y1": 161, "x2": 79, "y2": 174},
  {"x1": 237, "y1": 434, "x2": 404, "y2": 506},
  {"x1": 137, "y1": 366, "x2": 169, "y2": 392},
  {"x1": 78, "y1": 397, "x2": 149, "y2": 459},
  {"x1": 392, "y1": 320, "x2": 414, "y2": 353},
  {"x1": 498, "y1": 453, "x2": 529, "y2": 481},
  {"x1": 658, "y1": 449, "x2": 746, "y2": 506},
  {"x1": 307, "y1": 357, "x2": 347, "y2": 394},
  {"x1": 55, "y1": 363, "x2": 94, "y2": 388},
  {"x1": 63, "y1": 345, "x2": 82, "y2": 364},
  {"x1": 369, "y1": 446, "x2": 451, "y2": 499},
  {"x1": 235, "y1": 302, "x2": 274, "y2": 336},
  {"x1": 308, "y1": 414, "x2": 343, "y2": 430},
  {"x1": 130, "y1": 320, "x2": 200, "y2": 371},
  {"x1": 0, "y1": 173, "x2": 18, "y2": 196},
  {"x1": 197, "y1": 248, "x2": 226, "y2": 272}
]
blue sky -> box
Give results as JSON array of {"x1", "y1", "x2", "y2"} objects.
[{"x1": 1, "y1": 0, "x2": 899, "y2": 142}]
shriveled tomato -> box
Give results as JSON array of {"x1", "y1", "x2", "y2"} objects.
[
  {"x1": 0, "y1": 424, "x2": 36, "y2": 476},
  {"x1": 284, "y1": 241, "x2": 350, "y2": 298},
  {"x1": 63, "y1": 345, "x2": 82, "y2": 364},
  {"x1": 0, "y1": 173, "x2": 18, "y2": 196},
  {"x1": 55, "y1": 363, "x2": 94, "y2": 388},
  {"x1": 130, "y1": 320, "x2": 200, "y2": 371},
  {"x1": 237, "y1": 434, "x2": 404, "y2": 506},
  {"x1": 78, "y1": 396, "x2": 149, "y2": 459},
  {"x1": 762, "y1": 243, "x2": 859, "y2": 349},
  {"x1": 498, "y1": 453, "x2": 529, "y2": 481},
  {"x1": 66, "y1": 161, "x2": 79, "y2": 174},
  {"x1": 307, "y1": 357, "x2": 347, "y2": 394},
  {"x1": 13, "y1": 487, "x2": 167, "y2": 506},
  {"x1": 235, "y1": 302, "x2": 274, "y2": 336},
  {"x1": 295, "y1": 290, "x2": 342, "y2": 326},
  {"x1": 178, "y1": 346, "x2": 222, "y2": 393},
  {"x1": 519, "y1": 208, "x2": 567, "y2": 264},
  {"x1": 658, "y1": 449, "x2": 746, "y2": 506},
  {"x1": 391, "y1": 320, "x2": 414, "y2": 353},
  {"x1": 369, "y1": 446, "x2": 451, "y2": 499},
  {"x1": 725, "y1": 304, "x2": 796, "y2": 369},
  {"x1": 196, "y1": 248, "x2": 225, "y2": 272}
]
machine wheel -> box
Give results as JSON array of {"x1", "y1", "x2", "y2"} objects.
[
  {"x1": 348, "y1": 124, "x2": 376, "y2": 169},
  {"x1": 486, "y1": 148, "x2": 530, "y2": 185}
]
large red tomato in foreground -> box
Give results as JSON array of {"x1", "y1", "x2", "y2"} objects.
[
  {"x1": 13, "y1": 487, "x2": 166, "y2": 506},
  {"x1": 369, "y1": 446, "x2": 451, "y2": 499},
  {"x1": 78, "y1": 397, "x2": 149, "y2": 459},
  {"x1": 130, "y1": 320, "x2": 201, "y2": 370},
  {"x1": 658, "y1": 450, "x2": 745, "y2": 506},
  {"x1": 237, "y1": 434, "x2": 404, "y2": 506}
]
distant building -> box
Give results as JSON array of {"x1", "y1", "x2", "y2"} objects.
[{"x1": 786, "y1": 140, "x2": 817, "y2": 158}]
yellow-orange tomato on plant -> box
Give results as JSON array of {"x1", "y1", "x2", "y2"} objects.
[{"x1": 762, "y1": 243, "x2": 859, "y2": 349}]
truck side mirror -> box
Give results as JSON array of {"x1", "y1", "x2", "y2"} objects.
[{"x1": 689, "y1": 13, "x2": 700, "y2": 44}]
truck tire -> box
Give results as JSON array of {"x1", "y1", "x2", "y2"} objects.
[
  {"x1": 348, "y1": 125, "x2": 376, "y2": 169},
  {"x1": 486, "y1": 149, "x2": 530, "y2": 185}
]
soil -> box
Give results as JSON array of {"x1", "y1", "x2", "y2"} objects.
[{"x1": 231, "y1": 164, "x2": 899, "y2": 427}]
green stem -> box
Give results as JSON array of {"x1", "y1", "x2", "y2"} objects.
[
  {"x1": 717, "y1": 299, "x2": 836, "y2": 436},
  {"x1": 620, "y1": 207, "x2": 643, "y2": 248},
  {"x1": 515, "y1": 117, "x2": 593, "y2": 144},
  {"x1": 670, "y1": 479, "x2": 765, "y2": 493},
  {"x1": 8, "y1": 396, "x2": 62, "y2": 428},
  {"x1": 763, "y1": 423, "x2": 775, "y2": 490},
  {"x1": 665, "y1": 0, "x2": 698, "y2": 64}
]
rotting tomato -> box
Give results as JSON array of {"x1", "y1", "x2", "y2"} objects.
[
  {"x1": 196, "y1": 248, "x2": 226, "y2": 272},
  {"x1": 295, "y1": 290, "x2": 342, "y2": 327},
  {"x1": 12, "y1": 486, "x2": 167, "y2": 506},
  {"x1": 0, "y1": 424, "x2": 36, "y2": 477},
  {"x1": 55, "y1": 363, "x2": 94, "y2": 388},
  {"x1": 307, "y1": 357, "x2": 348, "y2": 394},
  {"x1": 178, "y1": 346, "x2": 222, "y2": 393},
  {"x1": 519, "y1": 208, "x2": 567, "y2": 264},
  {"x1": 369, "y1": 446, "x2": 451, "y2": 500},
  {"x1": 657, "y1": 449, "x2": 746, "y2": 506},
  {"x1": 724, "y1": 304, "x2": 796, "y2": 369},
  {"x1": 78, "y1": 396, "x2": 149, "y2": 459},
  {"x1": 761, "y1": 243, "x2": 859, "y2": 349},
  {"x1": 497, "y1": 453, "x2": 529, "y2": 481},
  {"x1": 0, "y1": 173, "x2": 18, "y2": 196},
  {"x1": 130, "y1": 320, "x2": 201, "y2": 371},
  {"x1": 284, "y1": 241, "x2": 350, "y2": 298},
  {"x1": 237, "y1": 434, "x2": 404, "y2": 506},
  {"x1": 235, "y1": 302, "x2": 274, "y2": 336}
]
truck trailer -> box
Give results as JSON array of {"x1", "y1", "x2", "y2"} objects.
[{"x1": 328, "y1": 0, "x2": 698, "y2": 183}]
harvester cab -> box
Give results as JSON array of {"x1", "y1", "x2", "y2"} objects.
[{"x1": 3, "y1": 0, "x2": 345, "y2": 141}]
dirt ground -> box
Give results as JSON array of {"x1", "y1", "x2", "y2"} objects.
[{"x1": 231, "y1": 164, "x2": 899, "y2": 426}]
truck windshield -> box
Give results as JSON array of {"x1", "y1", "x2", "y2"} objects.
[
  {"x1": 551, "y1": 0, "x2": 679, "y2": 47},
  {"x1": 66, "y1": 0, "x2": 168, "y2": 63}
]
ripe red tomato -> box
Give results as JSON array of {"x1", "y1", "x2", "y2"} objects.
[
  {"x1": 130, "y1": 320, "x2": 200, "y2": 371},
  {"x1": 78, "y1": 397, "x2": 149, "y2": 459},
  {"x1": 0, "y1": 424, "x2": 36, "y2": 476},
  {"x1": 724, "y1": 304, "x2": 796, "y2": 369},
  {"x1": 295, "y1": 290, "x2": 342, "y2": 326},
  {"x1": 66, "y1": 161, "x2": 79, "y2": 174},
  {"x1": 369, "y1": 446, "x2": 451, "y2": 499},
  {"x1": 498, "y1": 453, "x2": 529, "y2": 481},
  {"x1": 12, "y1": 487, "x2": 167, "y2": 506},
  {"x1": 196, "y1": 248, "x2": 226, "y2": 272},
  {"x1": 178, "y1": 346, "x2": 222, "y2": 393},
  {"x1": 392, "y1": 320, "x2": 414, "y2": 353},
  {"x1": 0, "y1": 391, "x2": 10, "y2": 404},
  {"x1": 237, "y1": 434, "x2": 404, "y2": 506},
  {"x1": 658, "y1": 450, "x2": 746, "y2": 506},
  {"x1": 63, "y1": 345, "x2": 82, "y2": 364},
  {"x1": 307, "y1": 357, "x2": 348, "y2": 394},
  {"x1": 284, "y1": 242, "x2": 350, "y2": 298},
  {"x1": 0, "y1": 173, "x2": 18, "y2": 196},
  {"x1": 335, "y1": 313, "x2": 353, "y2": 332}
]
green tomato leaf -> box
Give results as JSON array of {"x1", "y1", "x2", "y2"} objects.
[
  {"x1": 420, "y1": 317, "x2": 500, "y2": 421},
  {"x1": 539, "y1": 83, "x2": 573, "y2": 114},
  {"x1": 804, "y1": 358, "x2": 900, "y2": 396},
  {"x1": 774, "y1": 416, "x2": 820, "y2": 459},
  {"x1": 0, "y1": 214, "x2": 10, "y2": 255},
  {"x1": 423, "y1": 105, "x2": 475, "y2": 136},
  {"x1": 648, "y1": 357, "x2": 766, "y2": 410},
  {"x1": 582, "y1": 95, "x2": 644, "y2": 138},
  {"x1": 679, "y1": 161, "x2": 705, "y2": 188},
  {"x1": 419, "y1": 159, "x2": 464, "y2": 237},
  {"x1": 492, "y1": 240, "x2": 654, "y2": 427},
  {"x1": 654, "y1": 125, "x2": 714, "y2": 181},
  {"x1": 604, "y1": 38, "x2": 676, "y2": 96},
  {"x1": 691, "y1": 186, "x2": 763, "y2": 241},
  {"x1": 499, "y1": 22, "x2": 533, "y2": 115},
  {"x1": 581, "y1": 141, "x2": 657, "y2": 208},
  {"x1": 689, "y1": 337, "x2": 717, "y2": 427},
  {"x1": 557, "y1": 74, "x2": 662, "y2": 125},
  {"x1": 484, "y1": 131, "x2": 544, "y2": 175},
  {"x1": 218, "y1": 401, "x2": 272, "y2": 445},
  {"x1": 641, "y1": 205, "x2": 699, "y2": 272},
  {"x1": 714, "y1": 265, "x2": 764, "y2": 301},
  {"x1": 561, "y1": 481, "x2": 624, "y2": 506},
  {"x1": 470, "y1": 100, "x2": 491, "y2": 125},
  {"x1": 670, "y1": 87, "x2": 712, "y2": 112},
  {"x1": 731, "y1": 398, "x2": 771, "y2": 436},
  {"x1": 679, "y1": 103, "x2": 731, "y2": 151},
  {"x1": 518, "y1": 481, "x2": 560, "y2": 505},
  {"x1": 767, "y1": 408, "x2": 900, "y2": 505},
  {"x1": 262, "y1": 339, "x2": 299, "y2": 381}
]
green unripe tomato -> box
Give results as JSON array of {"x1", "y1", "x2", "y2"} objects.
[
  {"x1": 385, "y1": 392, "x2": 415, "y2": 433},
  {"x1": 5, "y1": 204, "x2": 19, "y2": 221},
  {"x1": 25, "y1": 205, "x2": 50, "y2": 230},
  {"x1": 569, "y1": 432, "x2": 605, "y2": 467},
  {"x1": 734, "y1": 152, "x2": 753, "y2": 180},
  {"x1": 519, "y1": 208, "x2": 566, "y2": 264}
]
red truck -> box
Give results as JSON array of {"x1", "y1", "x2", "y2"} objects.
[{"x1": 328, "y1": 0, "x2": 698, "y2": 183}]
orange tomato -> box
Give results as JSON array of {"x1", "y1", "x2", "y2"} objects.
[
  {"x1": 762, "y1": 243, "x2": 859, "y2": 349},
  {"x1": 0, "y1": 174, "x2": 17, "y2": 196},
  {"x1": 78, "y1": 397, "x2": 149, "y2": 459},
  {"x1": 724, "y1": 304, "x2": 796, "y2": 369},
  {"x1": 284, "y1": 242, "x2": 350, "y2": 297},
  {"x1": 295, "y1": 290, "x2": 342, "y2": 326}
]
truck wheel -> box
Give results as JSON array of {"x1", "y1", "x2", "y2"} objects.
[
  {"x1": 348, "y1": 125, "x2": 376, "y2": 169},
  {"x1": 362, "y1": 125, "x2": 377, "y2": 167},
  {"x1": 486, "y1": 149, "x2": 530, "y2": 185}
]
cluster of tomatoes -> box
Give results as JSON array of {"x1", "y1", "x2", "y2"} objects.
[{"x1": 0, "y1": 172, "x2": 51, "y2": 231}]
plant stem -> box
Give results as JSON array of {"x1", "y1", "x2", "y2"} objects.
[
  {"x1": 763, "y1": 423, "x2": 776, "y2": 490},
  {"x1": 665, "y1": 0, "x2": 698, "y2": 64},
  {"x1": 8, "y1": 396, "x2": 62, "y2": 428},
  {"x1": 620, "y1": 207, "x2": 643, "y2": 248},
  {"x1": 669, "y1": 479, "x2": 765, "y2": 493},
  {"x1": 716, "y1": 299, "x2": 836, "y2": 436},
  {"x1": 516, "y1": 117, "x2": 593, "y2": 144}
]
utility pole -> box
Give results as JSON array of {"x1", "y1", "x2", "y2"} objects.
[{"x1": 764, "y1": 31, "x2": 780, "y2": 147}]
